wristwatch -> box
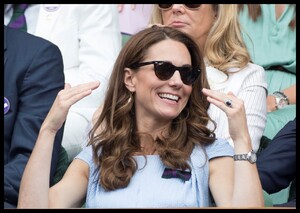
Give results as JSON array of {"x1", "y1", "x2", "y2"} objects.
[
  {"x1": 233, "y1": 150, "x2": 257, "y2": 164},
  {"x1": 272, "y1": 91, "x2": 289, "y2": 109}
]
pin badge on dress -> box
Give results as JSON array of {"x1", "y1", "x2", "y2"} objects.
[{"x1": 4, "y1": 97, "x2": 10, "y2": 114}]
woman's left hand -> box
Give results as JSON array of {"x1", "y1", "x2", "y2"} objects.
[{"x1": 202, "y1": 88, "x2": 250, "y2": 143}]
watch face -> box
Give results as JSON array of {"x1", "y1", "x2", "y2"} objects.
[
  {"x1": 249, "y1": 152, "x2": 257, "y2": 163},
  {"x1": 278, "y1": 98, "x2": 287, "y2": 109}
]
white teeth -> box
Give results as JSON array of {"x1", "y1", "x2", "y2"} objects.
[{"x1": 159, "y1": 93, "x2": 179, "y2": 101}]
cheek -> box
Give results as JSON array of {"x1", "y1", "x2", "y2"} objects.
[
  {"x1": 183, "y1": 86, "x2": 193, "y2": 99},
  {"x1": 162, "y1": 13, "x2": 171, "y2": 24},
  {"x1": 192, "y1": 15, "x2": 213, "y2": 34},
  {"x1": 135, "y1": 72, "x2": 158, "y2": 90},
  {"x1": 184, "y1": 83, "x2": 193, "y2": 92}
]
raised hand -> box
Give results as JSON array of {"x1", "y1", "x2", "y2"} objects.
[
  {"x1": 202, "y1": 88, "x2": 250, "y2": 143},
  {"x1": 41, "y1": 81, "x2": 100, "y2": 133}
]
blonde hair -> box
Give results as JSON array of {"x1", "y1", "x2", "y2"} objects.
[{"x1": 150, "y1": 4, "x2": 250, "y2": 73}]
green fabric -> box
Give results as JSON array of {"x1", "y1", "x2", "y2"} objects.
[
  {"x1": 239, "y1": 4, "x2": 296, "y2": 73},
  {"x1": 121, "y1": 33, "x2": 131, "y2": 47},
  {"x1": 263, "y1": 190, "x2": 273, "y2": 207},
  {"x1": 263, "y1": 105, "x2": 296, "y2": 139},
  {"x1": 53, "y1": 146, "x2": 70, "y2": 184},
  {"x1": 269, "y1": 184, "x2": 291, "y2": 205},
  {"x1": 239, "y1": 5, "x2": 296, "y2": 139}
]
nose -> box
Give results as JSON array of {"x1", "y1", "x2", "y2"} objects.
[
  {"x1": 171, "y1": 4, "x2": 185, "y2": 13},
  {"x1": 168, "y1": 70, "x2": 183, "y2": 87}
]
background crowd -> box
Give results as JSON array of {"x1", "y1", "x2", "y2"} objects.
[{"x1": 4, "y1": 4, "x2": 296, "y2": 208}]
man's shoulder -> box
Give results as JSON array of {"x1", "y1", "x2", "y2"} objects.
[{"x1": 5, "y1": 25, "x2": 57, "y2": 48}]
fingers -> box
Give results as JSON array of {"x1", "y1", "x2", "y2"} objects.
[
  {"x1": 202, "y1": 88, "x2": 236, "y2": 113},
  {"x1": 118, "y1": 4, "x2": 124, "y2": 12},
  {"x1": 118, "y1": 4, "x2": 136, "y2": 12},
  {"x1": 131, "y1": 4, "x2": 136, "y2": 10},
  {"x1": 202, "y1": 88, "x2": 250, "y2": 142},
  {"x1": 42, "y1": 81, "x2": 100, "y2": 133},
  {"x1": 57, "y1": 81, "x2": 100, "y2": 110}
]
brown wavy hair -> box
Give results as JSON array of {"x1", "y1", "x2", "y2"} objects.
[{"x1": 88, "y1": 26, "x2": 216, "y2": 191}]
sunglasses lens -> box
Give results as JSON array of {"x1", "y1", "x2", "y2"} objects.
[
  {"x1": 155, "y1": 62, "x2": 200, "y2": 85},
  {"x1": 155, "y1": 62, "x2": 175, "y2": 80},
  {"x1": 180, "y1": 67, "x2": 200, "y2": 85},
  {"x1": 158, "y1": 4, "x2": 201, "y2": 10},
  {"x1": 158, "y1": 4, "x2": 173, "y2": 9},
  {"x1": 185, "y1": 4, "x2": 201, "y2": 9}
]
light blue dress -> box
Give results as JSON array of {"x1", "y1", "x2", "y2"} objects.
[
  {"x1": 75, "y1": 139, "x2": 234, "y2": 208},
  {"x1": 239, "y1": 4, "x2": 296, "y2": 139}
]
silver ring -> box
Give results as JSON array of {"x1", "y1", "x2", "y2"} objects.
[{"x1": 225, "y1": 99, "x2": 233, "y2": 108}]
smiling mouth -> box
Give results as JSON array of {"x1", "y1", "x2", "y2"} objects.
[{"x1": 158, "y1": 93, "x2": 179, "y2": 102}]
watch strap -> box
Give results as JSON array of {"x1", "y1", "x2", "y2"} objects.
[
  {"x1": 233, "y1": 154, "x2": 248, "y2": 161},
  {"x1": 233, "y1": 150, "x2": 257, "y2": 164}
]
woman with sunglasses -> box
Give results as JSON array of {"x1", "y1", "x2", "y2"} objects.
[
  {"x1": 150, "y1": 4, "x2": 267, "y2": 153},
  {"x1": 18, "y1": 26, "x2": 263, "y2": 208}
]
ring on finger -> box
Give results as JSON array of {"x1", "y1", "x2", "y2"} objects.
[{"x1": 225, "y1": 99, "x2": 233, "y2": 108}]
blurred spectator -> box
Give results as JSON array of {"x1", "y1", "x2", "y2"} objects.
[
  {"x1": 238, "y1": 4, "x2": 296, "y2": 140},
  {"x1": 4, "y1": 25, "x2": 65, "y2": 208},
  {"x1": 150, "y1": 4, "x2": 267, "y2": 152},
  {"x1": 118, "y1": 4, "x2": 153, "y2": 46},
  {"x1": 4, "y1": 4, "x2": 122, "y2": 161}
]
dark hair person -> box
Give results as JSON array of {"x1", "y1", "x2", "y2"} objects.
[{"x1": 18, "y1": 26, "x2": 263, "y2": 208}]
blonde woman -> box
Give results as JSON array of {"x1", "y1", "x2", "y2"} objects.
[{"x1": 150, "y1": 4, "x2": 267, "y2": 152}]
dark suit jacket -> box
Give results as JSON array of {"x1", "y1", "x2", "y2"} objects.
[
  {"x1": 4, "y1": 25, "x2": 65, "y2": 207},
  {"x1": 257, "y1": 118, "x2": 296, "y2": 194}
]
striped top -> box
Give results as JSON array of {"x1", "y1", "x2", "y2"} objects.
[
  {"x1": 75, "y1": 138, "x2": 234, "y2": 208},
  {"x1": 206, "y1": 63, "x2": 267, "y2": 152}
]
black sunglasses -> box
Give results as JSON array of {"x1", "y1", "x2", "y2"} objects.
[
  {"x1": 129, "y1": 61, "x2": 201, "y2": 85},
  {"x1": 158, "y1": 4, "x2": 201, "y2": 10}
]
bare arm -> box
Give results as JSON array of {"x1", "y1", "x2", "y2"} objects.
[
  {"x1": 202, "y1": 88, "x2": 264, "y2": 207},
  {"x1": 49, "y1": 159, "x2": 89, "y2": 208},
  {"x1": 18, "y1": 81, "x2": 100, "y2": 208},
  {"x1": 284, "y1": 84, "x2": 296, "y2": 104}
]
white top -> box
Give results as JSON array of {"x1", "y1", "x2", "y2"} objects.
[
  {"x1": 5, "y1": 4, "x2": 122, "y2": 160},
  {"x1": 206, "y1": 63, "x2": 267, "y2": 152}
]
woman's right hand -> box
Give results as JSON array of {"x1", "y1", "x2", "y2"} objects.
[{"x1": 41, "y1": 81, "x2": 100, "y2": 133}]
